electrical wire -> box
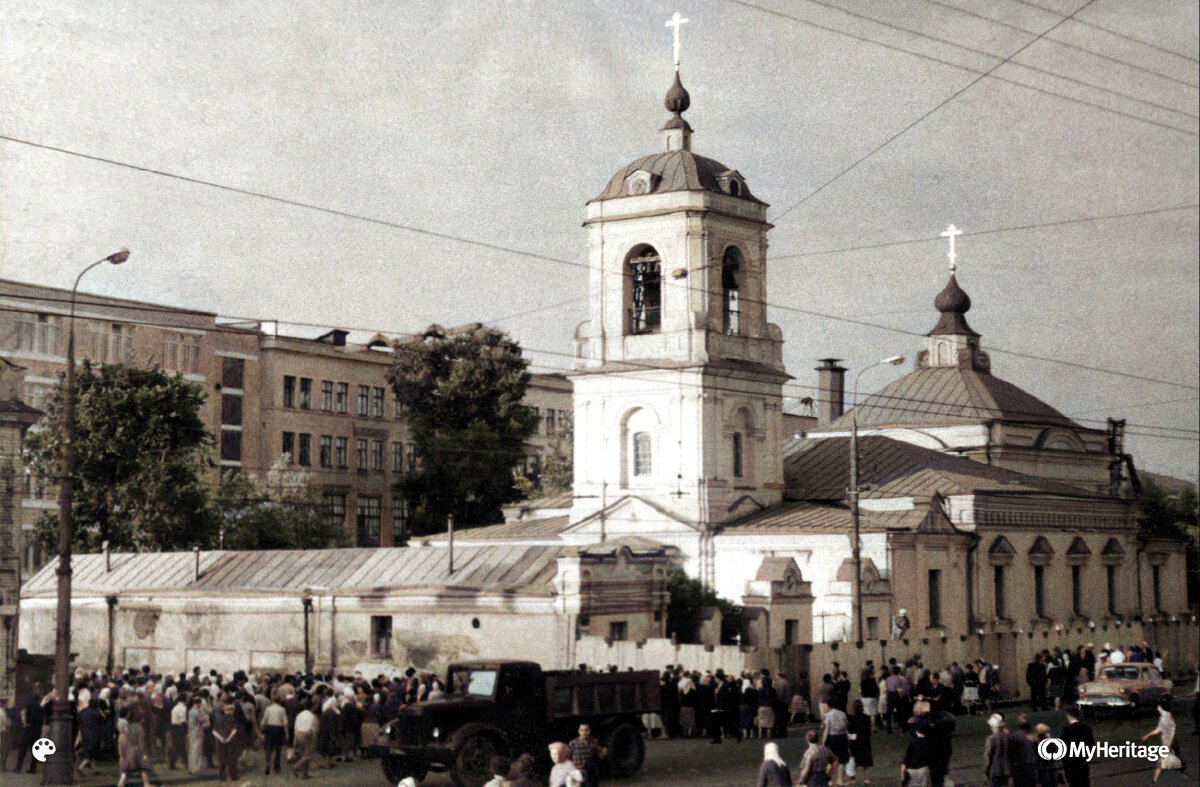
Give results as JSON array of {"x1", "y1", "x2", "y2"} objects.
[{"x1": 1009, "y1": 0, "x2": 1200, "y2": 64}]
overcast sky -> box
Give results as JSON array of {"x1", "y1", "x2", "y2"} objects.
[{"x1": 2, "y1": 0, "x2": 1197, "y2": 481}]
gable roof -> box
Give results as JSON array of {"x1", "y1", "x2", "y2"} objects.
[
  {"x1": 719, "y1": 499, "x2": 929, "y2": 535},
  {"x1": 428, "y1": 515, "x2": 570, "y2": 543},
  {"x1": 815, "y1": 366, "x2": 1079, "y2": 432},
  {"x1": 785, "y1": 435, "x2": 1099, "y2": 501}
]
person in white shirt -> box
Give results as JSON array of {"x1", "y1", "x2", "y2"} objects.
[
  {"x1": 168, "y1": 698, "x2": 188, "y2": 769},
  {"x1": 292, "y1": 701, "x2": 321, "y2": 778}
]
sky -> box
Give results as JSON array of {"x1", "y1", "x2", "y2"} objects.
[{"x1": 2, "y1": 0, "x2": 1197, "y2": 481}]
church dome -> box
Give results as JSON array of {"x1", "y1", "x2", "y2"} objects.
[
  {"x1": 664, "y1": 71, "x2": 691, "y2": 114},
  {"x1": 934, "y1": 274, "x2": 971, "y2": 314},
  {"x1": 590, "y1": 151, "x2": 764, "y2": 204}
]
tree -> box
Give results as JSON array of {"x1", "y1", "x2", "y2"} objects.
[
  {"x1": 214, "y1": 472, "x2": 350, "y2": 550},
  {"x1": 387, "y1": 324, "x2": 540, "y2": 536},
  {"x1": 665, "y1": 569, "x2": 744, "y2": 645},
  {"x1": 515, "y1": 418, "x2": 573, "y2": 499},
  {"x1": 1135, "y1": 477, "x2": 1199, "y2": 604},
  {"x1": 25, "y1": 361, "x2": 217, "y2": 552}
]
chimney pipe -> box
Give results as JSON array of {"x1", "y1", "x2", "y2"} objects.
[
  {"x1": 815, "y1": 358, "x2": 847, "y2": 425},
  {"x1": 193, "y1": 546, "x2": 200, "y2": 581},
  {"x1": 103, "y1": 540, "x2": 111, "y2": 573}
]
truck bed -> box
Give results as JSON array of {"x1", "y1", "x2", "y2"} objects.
[{"x1": 542, "y1": 669, "x2": 661, "y2": 720}]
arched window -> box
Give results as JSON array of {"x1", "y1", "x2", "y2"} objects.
[
  {"x1": 633, "y1": 433, "x2": 652, "y2": 476},
  {"x1": 732, "y1": 432, "x2": 744, "y2": 477},
  {"x1": 627, "y1": 247, "x2": 662, "y2": 334},
  {"x1": 722, "y1": 247, "x2": 742, "y2": 335}
]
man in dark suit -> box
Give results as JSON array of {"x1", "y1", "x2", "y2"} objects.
[
  {"x1": 1025, "y1": 655, "x2": 1048, "y2": 711},
  {"x1": 1060, "y1": 707, "x2": 1095, "y2": 787}
]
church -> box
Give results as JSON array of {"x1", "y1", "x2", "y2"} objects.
[{"x1": 463, "y1": 50, "x2": 1194, "y2": 670}]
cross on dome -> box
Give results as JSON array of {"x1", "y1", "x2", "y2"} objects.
[
  {"x1": 666, "y1": 12, "x2": 689, "y2": 72},
  {"x1": 940, "y1": 223, "x2": 963, "y2": 273}
]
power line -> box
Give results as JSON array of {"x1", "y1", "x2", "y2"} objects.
[
  {"x1": 920, "y1": 0, "x2": 1199, "y2": 88},
  {"x1": 792, "y1": 0, "x2": 1196, "y2": 120},
  {"x1": 2, "y1": 136, "x2": 1196, "y2": 392},
  {"x1": 719, "y1": 0, "x2": 1197, "y2": 146},
  {"x1": 770, "y1": 203, "x2": 1199, "y2": 260},
  {"x1": 1009, "y1": 0, "x2": 1200, "y2": 64}
]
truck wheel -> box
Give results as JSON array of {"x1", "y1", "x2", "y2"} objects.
[
  {"x1": 603, "y1": 722, "x2": 645, "y2": 777},
  {"x1": 452, "y1": 734, "x2": 504, "y2": 787},
  {"x1": 383, "y1": 753, "x2": 424, "y2": 784}
]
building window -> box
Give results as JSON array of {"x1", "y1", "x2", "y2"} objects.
[
  {"x1": 221, "y1": 357, "x2": 245, "y2": 389},
  {"x1": 335, "y1": 437, "x2": 348, "y2": 468},
  {"x1": 722, "y1": 246, "x2": 742, "y2": 335},
  {"x1": 319, "y1": 435, "x2": 333, "y2": 468},
  {"x1": 297, "y1": 434, "x2": 311, "y2": 466},
  {"x1": 13, "y1": 313, "x2": 60, "y2": 354},
  {"x1": 784, "y1": 619, "x2": 799, "y2": 645},
  {"x1": 406, "y1": 444, "x2": 417, "y2": 472},
  {"x1": 608, "y1": 621, "x2": 628, "y2": 641},
  {"x1": 162, "y1": 332, "x2": 201, "y2": 373},
  {"x1": 88, "y1": 323, "x2": 134, "y2": 364},
  {"x1": 993, "y1": 565, "x2": 1006, "y2": 619},
  {"x1": 1071, "y1": 565, "x2": 1082, "y2": 618},
  {"x1": 393, "y1": 497, "x2": 410, "y2": 542},
  {"x1": 282, "y1": 376, "x2": 296, "y2": 408},
  {"x1": 281, "y1": 432, "x2": 295, "y2": 463},
  {"x1": 545, "y1": 409, "x2": 556, "y2": 434},
  {"x1": 336, "y1": 383, "x2": 349, "y2": 413},
  {"x1": 357, "y1": 385, "x2": 370, "y2": 416},
  {"x1": 371, "y1": 440, "x2": 384, "y2": 471},
  {"x1": 1152, "y1": 565, "x2": 1162, "y2": 611},
  {"x1": 1034, "y1": 565, "x2": 1046, "y2": 617},
  {"x1": 392, "y1": 442, "x2": 404, "y2": 473},
  {"x1": 321, "y1": 380, "x2": 334, "y2": 411},
  {"x1": 299, "y1": 378, "x2": 312, "y2": 409},
  {"x1": 732, "y1": 432, "x2": 744, "y2": 478},
  {"x1": 866, "y1": 617, "x2": 879, "y2": 640},
  {"x1": 928, "y1": 569, "x2": 942, "y2": 626},
  {"x1": 371, "y1": 387, "x2": 385, "y2": 417},
  {"x1": 558, "y1": 410, "x2": 571, "y2": 430},
  {"x1": 323, "y1": 493, "x2": 346, "y2": 528},
  {"x1": 627, "y1": 246, "x2": 662, "y2": 334},
  {"x1": 1106, "y1": 565, "x2": 1117, "y2": 614},
  {"x1": 370, "y1": 615, "x2": 392, "y2": 658},
  {"x1": 221, "y1": 394, "x2": 242, "y2": 426},
  {"x1": 357, "y1": 495, "x2": 382, "y2": 546},
  {"x1": 220, "y1": 431, "x2": 242, "y2": 462},
  {"x1": 632, "y1": 432, "x2": 652, "y2": 477},
  {"x1": 356, "y1": 439, "x2": 368, "y2": 471}
]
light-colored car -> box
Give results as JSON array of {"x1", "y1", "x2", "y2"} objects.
[{"x1": 1078, "y1": 663, "x2": 1172, "y2": 715}]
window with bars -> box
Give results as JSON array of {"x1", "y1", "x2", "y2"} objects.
[
  {"x1": 335, "y1": 437, "x2": 348, "y2": 468},
  {"x1": 633, "y1": 432, "x2": 652, "y2": 477},
  {"x1": 321, "y1": 380, "x2": 334, "y2": 411},
  {"x1": 299, "y1": 378, "x2": 312, "y2": 410},
  {"x1": 162, "y1": 332, "x2": 201, "y2": 373},
  {"x1": 319, "y1": 435, "x2": 333, "y2": 468},
  {"x1": 627, "y1": 247, "x2": 662, "y2": 334},
  {"x1": 336, "y1": 383, "x2": 349, "y2": 413},
  {"x1": 357, "y1": 495, "x2": 381, "y2": 546}
]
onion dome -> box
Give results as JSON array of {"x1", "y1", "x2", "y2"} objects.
[
  {"x1": 665, "y1": 71, "x2": 691, "y2": 115},
  {"x1": 928, "y1": 274, "x2": 978, "y2": 336}
]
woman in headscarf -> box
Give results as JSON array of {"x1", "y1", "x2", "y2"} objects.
[
  {"x1": 757, "y1": 741, "x2": 793, "y2": 786},
  {"x1": 846, "y1": 698, "x2": 873, "y2": 785},
  {"x1": 757, "y1": 677, "x2": 779, "y2": 741},
  {"x1": 186, "y1": 696, "x2": 205, "y2": 775},
  {"x1": 741, "y1": 677, "x2": 760, "y2": 740}
]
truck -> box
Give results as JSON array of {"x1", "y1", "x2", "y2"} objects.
[{"x1": 377, "y1": 660, "x2": 660, "y2": 787}]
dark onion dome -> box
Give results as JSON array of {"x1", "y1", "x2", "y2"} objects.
[
  {"x1": 929, "y1": 274, "x2": 977, "y2": 336},
  {"x1": 590, "y1": 151, "x2": 765, "y2": 204},
  {"x1": 665, "y1": 71, "x2": 691, "y2": 114}
]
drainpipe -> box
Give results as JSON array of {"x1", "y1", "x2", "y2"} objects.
[
  {"x1": 193, "y1": 546, "x2": 200, "y2": 581},
  {"x1": 103, "y1": 540, "x2": 111, "y2": 573},
  {"x1": 302, "y1": 595, "x2": 313, "y2": 674},
  {"x1": 105, "y1": 595, "x2": 118, "y2": 674},
  {"x1": 329, "y1": 596, "x2": 337, "y2": 670},
  {"x1": 448, "y1": 513, "x2": 455, "y2": 574}
]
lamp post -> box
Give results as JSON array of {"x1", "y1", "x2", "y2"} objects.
[
  {"x1": 47, "y1": 249, "x2": 129, "y2": 784},
  {"x1": 849, "y1": 354, "x2": 904, "y2": 646}
]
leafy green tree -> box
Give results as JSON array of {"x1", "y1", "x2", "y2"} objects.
[
  {"x1": 1136, "y1": 477, "x2": 1199, "y2": 604},
  {"x1": 214, "y1": 472, "x2": 351, "y2": 550},
  {"x1": 25, "y1": 361, "x2": 217, "y2": 552},
  {"x1": 387, "y1": 324, "x2": 540, "y2": 536},
  {"x1": 515, "y1": 418, "x2": 573, "y2": 499},
  {"x1": 666, "y1": 568, "x2": 744, "y2": 645}
]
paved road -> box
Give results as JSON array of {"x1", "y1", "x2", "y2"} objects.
[{"x1": 8, "y1": 703, "x2": 1197, "y2": 785}]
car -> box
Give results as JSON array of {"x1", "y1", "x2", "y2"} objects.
[{"x1": 1077, "y1": 662, "x2": 1173, "y2": 717}]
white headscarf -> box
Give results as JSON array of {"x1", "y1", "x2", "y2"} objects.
[
  {"x1": 678, "y1": 676, "x2": 695, "y2": 694},
  {"x1": 763, "y1": 742, "x2": 786, "y2": 766}
]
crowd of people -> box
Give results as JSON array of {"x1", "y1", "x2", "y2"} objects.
[{"x1": 1, "y1": 663, "x2": 454, "y2": 783}]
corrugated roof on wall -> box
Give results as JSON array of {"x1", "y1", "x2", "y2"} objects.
[{"x1": 21, "y1": 544, "x2": 568, "y2": 598}]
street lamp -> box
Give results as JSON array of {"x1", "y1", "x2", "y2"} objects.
[
  {"x1": 849, "y1": 354, "x2": 904, "y2": 646},
  {"x1": 47, "y1": 249, "x2": 129, "y2": 785}
]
